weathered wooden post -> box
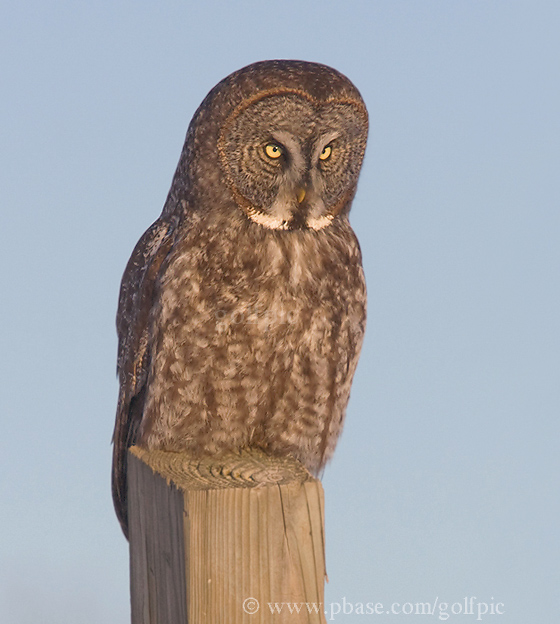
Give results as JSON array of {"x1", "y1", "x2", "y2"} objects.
[{"x1": 128, "y1": 446, "x2": 327, "y2": 623}]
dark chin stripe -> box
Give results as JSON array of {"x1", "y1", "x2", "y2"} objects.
[{"x1": 287, "y1": 212, "x2": 307, "y2": 230}]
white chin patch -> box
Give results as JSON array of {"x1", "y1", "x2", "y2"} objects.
[
  {"x1": 246, "y1": 210, "x2": 290, "y2": 230},
  {"x1": 305, "y1": 214, "x2": 335, "y2": 231},
  {"x1": 246, "y1": 208, "x2": 334, "y2": 231}
]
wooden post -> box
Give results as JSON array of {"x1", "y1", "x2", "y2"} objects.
[{"x1": 128, "y1": 446, "x2": 327, "y2": 623}]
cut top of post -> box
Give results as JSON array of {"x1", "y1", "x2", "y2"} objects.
[{"x1": 129, "y1": 445, "x2": 315, "y2": 491}]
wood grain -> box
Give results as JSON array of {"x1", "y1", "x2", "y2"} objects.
[{"x1": 128, "y1": 447, "x2": 327, "y2": 623}]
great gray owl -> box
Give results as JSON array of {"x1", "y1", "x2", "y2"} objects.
[{"x1": 112, "y1": 60, "x2": 368, "y2": 538}]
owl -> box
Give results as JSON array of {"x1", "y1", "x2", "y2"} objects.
[{"x1": 112, "y1": 60, "x2": 368, "y2": 538}]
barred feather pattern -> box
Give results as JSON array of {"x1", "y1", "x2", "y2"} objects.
[{"x1": 139, "y1": 211, "x2": 366, "y2": 475}]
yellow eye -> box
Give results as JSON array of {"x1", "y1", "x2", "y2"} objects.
[
  {"x1": 265, "y1": 143, "x2": 283, "y2": 159},
  {"x1": 319, "y1": 145, "x2": 332, "y2": 161}
]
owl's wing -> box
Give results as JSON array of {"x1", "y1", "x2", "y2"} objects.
[{"x1": 112, "y1": 215, "x2": 178, "y2": 538}]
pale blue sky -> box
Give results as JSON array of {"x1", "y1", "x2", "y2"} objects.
[{"x1": 1, "y1": 1, "x2": 558, "y2": 622}]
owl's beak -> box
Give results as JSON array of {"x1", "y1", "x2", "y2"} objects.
[{"x1": 296, "y1": 188, "x2": 306, "y2": 204}]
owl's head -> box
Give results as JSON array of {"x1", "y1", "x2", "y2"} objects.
[{"x1": 169, "y1": 60, "x2": 368, "y2": 232}]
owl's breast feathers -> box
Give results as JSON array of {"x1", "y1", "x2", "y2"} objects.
[
  {"x1": 112, "y1": 212, "x2": 365, "y2": 537},
  {"x1": 140, "y1": 213, "x2": 366, "y2": 462}
]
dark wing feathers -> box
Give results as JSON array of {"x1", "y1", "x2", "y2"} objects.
[{"x1": 112, "y1": 215, "x2": 177, "y2": 538}]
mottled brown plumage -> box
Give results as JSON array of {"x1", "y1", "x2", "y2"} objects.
[{"x1": 112, "y1": 60, "x2": 368, "y2": 538}]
